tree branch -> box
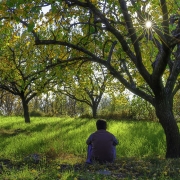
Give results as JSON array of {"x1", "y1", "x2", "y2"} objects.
[
  {"x1": 119, "y1": 0, "x2": 151, "y2": 86},
  {"x1": 160, "y1": 0, "x2": 169, "y2": 37},
  {"x1": 107, "y1": 41, "x2": 117, "y2": 64}
]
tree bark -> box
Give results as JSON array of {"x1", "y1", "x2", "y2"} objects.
[
  {"x1": 92, "y1": 103, "x2": 98, "y2": 118},
  {"x1": 21, "y1": 95, "x2": 30, "y2": 123},
  {"x1": 155, "y1": 96, "x2": 180, "y2": 158}
]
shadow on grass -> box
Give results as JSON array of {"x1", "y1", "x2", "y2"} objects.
[
  {"x1": 2, "y1": 156, "x2": 180, "y2": 180},
  {"x1": 0, "y1": 118, "x2": 166, "y2": 168},
  {"x1": 0, "y1": 123, "x2": 47, "y2": 137},
  {"x1": 0, "y1": 119, "x2": 91, "y2": 159},
  {"x1": 54, "y1": 157, "x2": 180, "y2": 179},
  {"x1": 27, "y1": 123, "x2": 47, "y2": 132}
]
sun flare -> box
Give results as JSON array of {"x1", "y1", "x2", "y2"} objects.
[{"x1": 145, "y1": 21, "x2": 152, "y2": 28}]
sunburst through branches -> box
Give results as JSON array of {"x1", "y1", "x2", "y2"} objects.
[{"x1": 145, "y1": 20, "x2": 152, "y2": 29}]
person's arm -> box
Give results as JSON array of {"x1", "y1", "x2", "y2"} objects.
[
  {"x1": 86, "y1": 134, "x2": 93, "y2": 145},
  {"x1": 113, "y1": 136, "x2": 118, "y2": 146}
]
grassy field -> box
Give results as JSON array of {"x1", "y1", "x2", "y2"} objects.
[{"x1": 0, "y1": 116, "x2": 180, "y2": 179}]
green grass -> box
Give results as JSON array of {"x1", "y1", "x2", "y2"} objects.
[
  {"x1": 1, "y1": 116, "x2": 179, "y2": 179},
  {"x1": 0, "y1": 116, "x2": 166, "y2": 159}
]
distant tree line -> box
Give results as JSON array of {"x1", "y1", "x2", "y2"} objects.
[{"x1": 1, "y1": 88, "x2": 180, "y2": 122}]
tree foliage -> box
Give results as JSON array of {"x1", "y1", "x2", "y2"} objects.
[
  {"x1": 0, "y1": 27, "x2": 60, "y2": 122},
  {"x1": 55, "y1": 62, "x2": 113, "y2": 118}
]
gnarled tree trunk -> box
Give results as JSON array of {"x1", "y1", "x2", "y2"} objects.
[{"x1": 155, "y1": 95, "x2": 180, "y2": 158}]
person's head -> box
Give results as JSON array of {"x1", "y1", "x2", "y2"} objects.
[{"x1": 96, "y1": 119, "x2": 107, "y2": 130}]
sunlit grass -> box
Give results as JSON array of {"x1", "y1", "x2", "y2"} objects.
[
  {"x1": 0, "y1": 116, "x2": 166, "y2": 160},
  {"x1": 0, "y1": 116, "x2": 171, "y2": 179}
]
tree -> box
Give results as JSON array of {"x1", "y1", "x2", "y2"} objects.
[
  {"x1": 0, "y1": 29, "x2": 59, "y2": 123},
  {"x1": 0, "y1": 89, "x2": 21, "y2": 116},
  {"x1": 3, "y1": 0, "x2": 180, "y2": 157},
  {"x1": 56, "y1": 62, "x2": 111, "y2": 118}
]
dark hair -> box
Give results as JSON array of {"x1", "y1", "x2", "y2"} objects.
[{"x1": 96, "y1": 119, "x2": 107, "y2": 130}]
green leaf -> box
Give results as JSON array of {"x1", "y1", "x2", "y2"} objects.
[
  {"x1": 14, "y1": 16, "x2": 20, "y2": 22},
  {"x1": 6, "y1": 0, "x2": 15, "y2": 7},
  {"x1": 27, "y1": 22, "x2": 35, "y2": 32},
  {"x1": 89, "y1": 26, "x2": 95, "y2": 34},
  {"x1": 51, "y1": 5, "x2": 57, "y2": 13},
  {"x1": 31, "y1": 6, "x2": 41, "y2": 13}
]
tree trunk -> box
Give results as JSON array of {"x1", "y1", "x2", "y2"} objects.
[
  {"x1": 21, "y1": 96, "x2": 30, "y2": 123},
  {"x1": 155, "y1": 96, "x2": 180, "y2": 158},
  {"x1": 92, "y1": 104, "x2": 98, "y2": 118}
]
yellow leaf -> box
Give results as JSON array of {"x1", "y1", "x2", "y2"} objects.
[
  {"x1": 31, "y1": 169, "x2": 37, "y2": 173},
  {"x1": 57, "y1": 166, "x2": 61, "y2": 170},
  {"x1": 57, "y1": 173, "x2": 61, "y2": 178},
  {"x1": 26, "y1": 41, "x2": 30, "y2": 46}
]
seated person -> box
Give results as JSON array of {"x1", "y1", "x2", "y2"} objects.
[{"x1": 86, "y1": 119, "x2": 118, "y2": 164}]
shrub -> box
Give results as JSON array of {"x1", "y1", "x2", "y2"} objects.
[
  {"x1": 78, "y1": 113, "x2": 92, "y2": 119},
  {"x1": 30, "y1": 110, "x2": 44, "y2": 117},
  {"x1": 98, "y1": 110, "x2": 133, "y2": 120}
]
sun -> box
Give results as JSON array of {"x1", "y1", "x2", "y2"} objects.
[{"x1": 145, "y1": 20, "x2": 152, "y2": 28}]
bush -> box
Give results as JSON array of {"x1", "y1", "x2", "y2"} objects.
[
  {"x1": 30, "y1": 110, "x2": 44, "y2": 117},
  {"x1": 78, "y1": 113, "x2": 92, "y2": 119},
  {"x1": 98, "y1": 110, "x2": 133, "y2": 120},
  {"x1": 129, "y1": 96, "x2": 158, "y2": 121}
]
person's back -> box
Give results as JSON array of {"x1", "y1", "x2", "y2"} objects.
[{"x1": 86, "y1": 119, "x2": 118, "y2": 163}]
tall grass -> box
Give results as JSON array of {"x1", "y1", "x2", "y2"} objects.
[{"x1": 0, "y1": 116, "x2": 166, "y2": 160}]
